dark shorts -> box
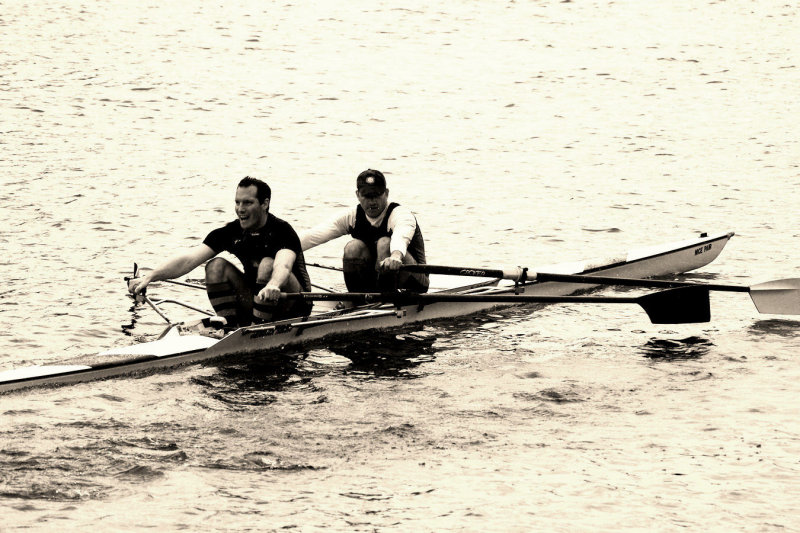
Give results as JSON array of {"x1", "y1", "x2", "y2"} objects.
[
  {"x1": 248, "y1": 281, "x2": 313, "y2": 321},
  {"x1": 401, "y1": 271, "x2": 429, "y2": 293},
  {"x1": 283, "y1": 299, "x2": 313, "y2": 320}
]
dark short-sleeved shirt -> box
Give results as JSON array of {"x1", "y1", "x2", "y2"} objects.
[{"x1": 203, "y1": 214, "x2": 312, "y2": 291}]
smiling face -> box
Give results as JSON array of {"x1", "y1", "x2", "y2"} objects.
[
  {"x1": 235, "y1": 185, "x2": 269, "y2": 231},
  {"x1": 356, "y1": 188, "x2": 389, "y2": 218}
]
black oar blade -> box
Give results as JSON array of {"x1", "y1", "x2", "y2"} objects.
[{"x1": 637, "y1": 286, "x2": 711, "y2": 324}]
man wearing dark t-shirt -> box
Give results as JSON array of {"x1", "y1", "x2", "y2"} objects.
[{"x1": 128, "y1": 177, "x2": 312, "y2": 327}]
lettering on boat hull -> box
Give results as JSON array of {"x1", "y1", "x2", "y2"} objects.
[
  {"x1": 695, "y1": 243, "x2": 713, "y2": 255},
  {"x1": 249, "y1": 324, "x2": 293, "y2": 339}
]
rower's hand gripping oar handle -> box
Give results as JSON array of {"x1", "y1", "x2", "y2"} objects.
[
  {"x1": 124, "y1": 263, "x2": 173, "y2": 323},
  {"x1": 124, "y1": 263, "x2": 148, "y2": 304}
]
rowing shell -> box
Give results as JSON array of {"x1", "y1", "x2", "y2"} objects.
[{"x1": 0, "y1": 231, "x2": 734, "y2": 393}]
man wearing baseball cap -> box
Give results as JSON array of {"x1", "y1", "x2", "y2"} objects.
[{"x1": 300, "y1": 169, "x2": 428, "y2": 293}]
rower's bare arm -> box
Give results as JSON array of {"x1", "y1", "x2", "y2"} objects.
[
  {"x1": 129, "y1": 244, "x2": 216, "y2": 294},
  {"x1": 261, "y1": 248, "x2": 297, "y2": 301}
]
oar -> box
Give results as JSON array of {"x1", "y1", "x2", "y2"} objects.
[
  {"x1": 401, "y1": 264, "x2": 528, "y2": 281},
  {"x1": 533, "y1": 272, "x2": 800, "y2": 316},
  {"x1": 163, "y1": 279, "x2": 206, "y2": 290},
  {"x1": 401, "y1": 264, "x2": 800, "y2": 316},
  {"x1": 280, "y1": 286, "x2": 711, "y2": 324}
]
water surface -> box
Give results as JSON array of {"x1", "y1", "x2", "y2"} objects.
[{"x1": 1, "y1": 1, "x2": 799, "y2": 531}]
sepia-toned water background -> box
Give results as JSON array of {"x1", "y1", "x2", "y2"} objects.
[{"x1": 1, "y1": 1, "x2": 799, "y2": 530}]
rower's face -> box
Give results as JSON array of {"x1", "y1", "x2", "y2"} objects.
[
  {"x1": 356, "y1": 189, "x2": 389, "y2": 218},
  {"x1": 235, "y1": 185, "x2": 268, "y2": 230}
]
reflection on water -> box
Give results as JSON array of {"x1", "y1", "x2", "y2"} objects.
[
  {"x1": 194, "y1": 356, "x2": 303, "y2": 407},
  {"x1": 639, "y1": 336, "x2": 714, "y2": 360},
  {"x1": 192, "y1": 328, "x2": 440, "y2": 405},
  {"x1": 120, "y1": 303, "x2": 141, "y2": 336},
  {"x1": 748, "y1": 319, "x2": 800, "y2": 339},
  {"x1": 333, "y1": 330, "x2": 438, "y2": 379}
]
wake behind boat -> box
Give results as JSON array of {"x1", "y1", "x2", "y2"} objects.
[{"x1": 0, "y1": 231, "x2": 755, "y2": 394}]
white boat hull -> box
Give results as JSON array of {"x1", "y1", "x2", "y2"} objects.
[{"x1": 0, "y1": 231, "x2": 734, "y2": 393}]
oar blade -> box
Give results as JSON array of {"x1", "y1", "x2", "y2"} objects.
[
  {"x1": 637, "y1": 286, "x2": 711, "y2": 324},
  {"x1": 749, "y1": 278, "x2": 800, "y2": 315}
]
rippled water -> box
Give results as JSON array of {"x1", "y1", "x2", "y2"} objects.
[{"x1": 2, "y1": 1, "x2": 799, "y2": 531}]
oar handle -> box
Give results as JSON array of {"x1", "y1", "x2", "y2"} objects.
[{"x1": 400, "y1": 264, "x2": 526, "y2": 281}]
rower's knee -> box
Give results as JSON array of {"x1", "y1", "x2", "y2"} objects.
[
  {"x1": 343, "y1": 240, "x2": 374, "y2": 276},
  {"x1": 256, "y1": 257, "x2": 275, "y2": 284},
  {"x1": 344, "y1": 239, "x2": 370, "y2": 261},
  {"x1": 205, "y1": 257, "x2": 234, "y2": 283},
  {"x1": 375, "y1": 237, "x2": 391, "y2": 259}
]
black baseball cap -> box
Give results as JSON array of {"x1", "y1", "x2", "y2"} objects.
[{"x1": 356, "y1": 169, "x2": 387, "y2": 196}]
